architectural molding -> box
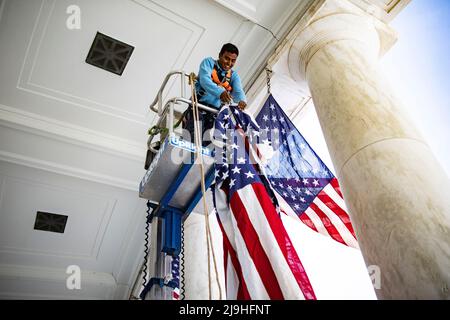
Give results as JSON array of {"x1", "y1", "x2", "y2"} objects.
[
  {"x1": 0, "y1": 0, "x2": 5, "y2": 23},
  {"x1": 0, "y1": 150, "x2": 138, "y2": 192},
  {"x1": 213, "y1": 0, "x2": 259, "y2": 23},
  {"x1": 241, "y1": 0, "x2": 316, "y2": 88},
  {"x1": 0, "y1": 104, "x2": 144, "y2": 162},
  {"x1": 349, "y1": 0, "x2": 411, "y2": 22}
]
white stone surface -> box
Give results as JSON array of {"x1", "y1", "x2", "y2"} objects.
[
  {"x1": 289, "y1": 8, "x2": 450, "y2": 299},
  {"x1": 183, "y1": 210, "x2": 226, "y2": 300}
]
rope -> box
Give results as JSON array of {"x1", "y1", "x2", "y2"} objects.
[
  {"x1": 148, "y1": 125, "x2": 168, "y2": 137},
  {"x1": 189, "y1": 73, "x2": 223, "y2": 300},
  {"x1": 147, "y1": 109, "x2": 187, "y2": 137},
  {"x1": 189, "y1": 74, "x2": 211, "y2": 299}
]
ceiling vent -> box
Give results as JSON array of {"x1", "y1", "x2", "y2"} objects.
[
  {"x1": 86, "y1": 32, "x2": 134, "y2": 76},
  {"x1": 34, "y1": 211, "x2": 68, "y2": 234}
]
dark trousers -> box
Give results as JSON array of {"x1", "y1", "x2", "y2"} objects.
[{"x1": 183, "y1": 106, "x2": 216, "y2": 147}]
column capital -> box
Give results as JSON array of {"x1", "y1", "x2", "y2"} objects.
[{"x1": 288, "y1": 12, "x2": 380, "y2": 82}]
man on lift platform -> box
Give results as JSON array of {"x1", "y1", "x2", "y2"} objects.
[{"x1": 184, "y1": 43, "x2": 247, "y2": 145}]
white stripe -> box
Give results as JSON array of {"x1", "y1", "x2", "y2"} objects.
[
  {"x1": 304, "y1": 207, "x2": 331, "y2": 238},
  {"x1": 313, "y1": 197, "x2": 359, "y2": 248},
  {"x1": 322, "y1": 184, "x2": 348, "y2": 212},
  {"x1": 230, "y1": 213, "x2": 270, "y2": 300},
  {"x1": 215, "y1": 188, "x2": 238, "y2": 251},
  {"x1": 226, "y1": 252, "x2": 239, "y2": 300},
  {"x1": 238, "y1": 186, "x2": 306, "y2": 299},
  {"x1": 215, "y1": 189, "x2": 244, "y2": 298},
  {"x1": 215, "y1": 187, "x2": 270, "y2": 299}
]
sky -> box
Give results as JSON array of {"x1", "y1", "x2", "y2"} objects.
[{"x1": 380, "y1": 0, "x2": 450, "y2": 176}]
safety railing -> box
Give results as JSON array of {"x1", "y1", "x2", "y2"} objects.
[{"x1": 147, "y1": 71, "x2": 218, "y2": 154}]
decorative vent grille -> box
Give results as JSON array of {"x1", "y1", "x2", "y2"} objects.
[
  {"x1": 86, "y1": 32, "x2": 134, "y2": 76},
  {"x1": 34, "y1": 211, "x2": 68, "y2": 234}
]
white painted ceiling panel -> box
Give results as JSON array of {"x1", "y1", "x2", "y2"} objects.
[
  {"x1": 0, "y1": 161, "x2": 145, "y2": 270},
  {"x1": 0, "y1": 176, "x2": 112, "y2": 258},
  {"x1": 24, "y1": 0, "x2": 202, "y2": 122}
]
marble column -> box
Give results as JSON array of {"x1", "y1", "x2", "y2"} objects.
[
  {"x1": 288, "y1": 12, "x2": 450, "y2": 299},
  {"x1": 183, "y1": 211, "x2": 225, "y2": 299}
]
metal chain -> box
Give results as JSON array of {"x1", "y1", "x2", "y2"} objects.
[
  {"x1": 180, "y1": 221, "x2": 185, "y2": 300},
  {"x1": 265, "y1": 67, "x2": 273, "y2": 95}
]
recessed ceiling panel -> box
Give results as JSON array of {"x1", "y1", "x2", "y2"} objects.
[
  {"x1": 86, "y1": 32, "x2": 134, "y2": 76},
  {"x1": 34, "y1": 211, "x2": 68, "y2": 233}
]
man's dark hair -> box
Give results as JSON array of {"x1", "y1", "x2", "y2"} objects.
[{"x1": 219, "y1": 43, "x2": 239, "y2": 56}]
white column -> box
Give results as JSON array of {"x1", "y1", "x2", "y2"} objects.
[
  {"x1": 288, "y1": 12, "x2": 450, "y2": 299},
  {"x1": 183, "y1": 211, "x2": 225, "y2": 299}
]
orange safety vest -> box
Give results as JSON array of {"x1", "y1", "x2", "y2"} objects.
[{"x1": 211, "y1": 65, "x2": 233, "y2": 92}]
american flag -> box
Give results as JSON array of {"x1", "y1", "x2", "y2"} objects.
[
  {"x1": 254, "y1": 95, "x2": 358, "y2": 248},
  {"x1": 171, "y1": 256, "x2": 180, "y2": 300},
  {"x1": 212, "y1": 105, "x2": 316, "y2": 300}
]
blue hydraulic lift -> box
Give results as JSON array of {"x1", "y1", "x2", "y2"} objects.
[
  {"x1": 138, "y1": 134, "x2": 216, "y2": 300},
  {"x1": 137, "y1": 71, "x2": 219, "y2": 300}
]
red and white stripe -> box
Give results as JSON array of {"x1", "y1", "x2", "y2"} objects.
[
  {"x1": 214, "y1": 182, "x2": 316, "y2": 300},
  {"x1": 172, "y1": 288, "x2": 180, "y2": 300},
  {"x1": 278, "y1": 178, "x2": 359, "y2": 249},
  {"x1": 247, "y1": 133, "x2": 358, "y2": 249}
]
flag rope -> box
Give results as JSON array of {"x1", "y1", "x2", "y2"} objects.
[{"x1": 189, "y1": 73, "x2": 223, "y2": 300}]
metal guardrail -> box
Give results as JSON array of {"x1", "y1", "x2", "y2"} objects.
[
  {"x1": 147, "y1": 71, "x2": 218, "y2": 154},
  {"x1": 149, "y1": 70, "x2": 218, "y2": 115},
  {"x1": 149, "y1": 71, "x2": 188, "y2": 115}
]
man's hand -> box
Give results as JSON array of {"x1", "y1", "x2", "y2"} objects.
[
  {"x1": 220, "y1": 91, "x2": 232, "y2": 104},
  {"x1": 238, "y1": 101, "x2": 247, "y2": 110}
]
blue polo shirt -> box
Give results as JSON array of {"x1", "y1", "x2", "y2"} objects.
[{"x1": 195, "y1": 57, "x2": 246, "y2": 109}]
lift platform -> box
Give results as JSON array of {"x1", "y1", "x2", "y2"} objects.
[{"x1": 140, "y1": 134, "x2": 214, "y2": 211}]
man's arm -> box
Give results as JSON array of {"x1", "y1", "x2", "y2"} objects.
[
  {"x1": 230, "y1": 72, "x2": 247, "y2": 109},
  {"x1": 198, "y1": 58, "x2": 225, "y2": 98}
]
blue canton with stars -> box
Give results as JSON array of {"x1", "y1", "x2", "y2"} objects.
[
  {"x1": 254, "y1": 95, "x2": 335, "y2": 214},
  {"x1": 213, "y1": 105, "x2": 264, "y2": 200}
]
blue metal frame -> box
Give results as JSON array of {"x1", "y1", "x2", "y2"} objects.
[
  {"x1": 161, "y1": 207, "x2": 183, "y2": 256},
  {"x1": 150, "y1": 163, "x2": 193, "y2": 257},
  {"x1": 139, "y1": 277, "x2": 164, "y2": 300},
  {"x1": 139, "y1": 275, "x2": 179, "y2": 300},
  {"x1": 144, "y1": 156, "x2": 215, "y2": 263}
]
